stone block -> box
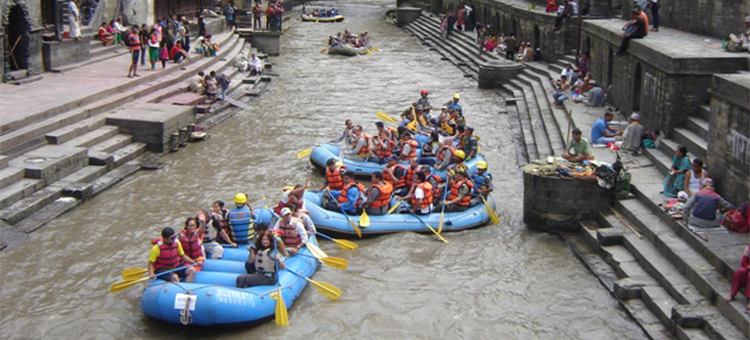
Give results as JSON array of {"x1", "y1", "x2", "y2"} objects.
[
  {"x1": 397, "y1": 7, "x2": 422, "y2": 27},
  {"x1": 105, "y1": 103, "x2": 195, "y2": 153},
  {"x1": 597, "y1": 228, "x2": 624, "y2": 246},
  {"x1": 8, "y1": 145, "x2": 88, "y2": 185},
  {"x1": 249, "y1": 31, "x2": 281, "y2": 56},
  {"x1": 0, "y1": 187, "x2": 62, "y2": 225},
  {"x1": 613, "y1": 278, "x2": 644, "y2": 299},
  {"x1": 59, "y1": 182, "x2": 94, "y2": 200},
  {"x1": 42, "y1": 39, "x2": 91, "y2": 71},
  {"x1": 671, "y1": 305, "x2": 712, "y2": 329},
  {"x1": 478, "y1": 60, "x2": 524, "y2": 89}
]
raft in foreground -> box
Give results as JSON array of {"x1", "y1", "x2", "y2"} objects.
[
  {"x1": 141, "y1": 240, "x2": 320, "y2": 326},
  {"x1": 301, "y1": 14, "x2": 345, "y2": 22},
  {"x1": 309, "y1": 143, "x2": 487, "y2": 179},
  {"x1": 304, "y1": 191, "x2": 495, "y2": 237}
]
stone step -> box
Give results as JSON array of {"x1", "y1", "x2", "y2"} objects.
[
  {"x1": 409, "y1": 19, "x2": 491, "y2": 64},
  {"x1": 8, "y1": 145, "x2": 88, "y2": 186},
  {"x1": 502, "y1": 82, "x2": 539, "y2": 161},
  {"x1": 88, "y1": 135, "x2": 134, "y2": 165},
  {"x1": 420, "y1": 14, "x2": 499, "y2": 60},
  {"x1": 0, "y1": 187, "x2": 63, "y2": 225},
  {"x1": 503, "y1": 105, "x2": 530, "y2": 166},
  {"x1": 510, "y1": 79, "x2": 553, "y2": 158},
  {"x1": 111, "y1": 142, "x2": 147, "y2": 167},
  {"x1": 403, "y1": 27, "x2": 475, "y2": 77},
  {"x1": 406, "y1": 23, "x2": 484, "y2": 72},
  {"x1": 685, "y1": 117, "x2": 709, "y2": 140},
  {"x1": 61, "y1": 125, "x2": 119, "y2": 148},
  {"x1": 673, "y1": 128, "x2": 707, "y2": 161},
  {"x1": 623, "y1": 299, "x2": 677, "y2": 340},
  {"x1": 697, "y1": 105, "x2": 711, "y2": 122},
  {"x1": 14, "y1": 197, "x2": 79, "y2": 234},
  {"x1": 656, "y1": 137, "x2": 680, "y2": 162},
  {"x1": 520, "y1": 64, "x2": 576, "y2": 146},
  {"x1": 0, "y1": 32, "x2": 239, "y2": 151},
  {"x1": 0, "y1": 166, "x2": 25, "y2": 190},
  {"x1": 643, "y1": 146, "x2": 672, "y2": 175},
  {"x1": 45, "y1": 116, "x2": 106, "y2": 145},
  {"x1": 0, "y1": 155, "x2": 7, "y2": 169},
  {"x1": 516, "y1": 73, "x2": 565, "y2": 154},
  {"x1": 0, "y1": 179, "x2": 43, "y2": 210},
  {"x1": 58, "y1": 164, "x2": 109, "y2": 185},
  {"x1": 90, "y1": 161, "x2": 141, "y2": 196},
  {"x1": 614, "y1": 197, "x2": 750, "y2": 337},
  {"x1": 549, "y1": 62, "x2": 564, "y2": 75}
]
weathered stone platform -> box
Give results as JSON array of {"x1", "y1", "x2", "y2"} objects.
[{"x1": 105, "y1": 104, "x2": 195, "y2": 153}]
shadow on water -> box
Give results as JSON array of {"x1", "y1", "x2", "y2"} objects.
[{"x1": 0, "y1": 2, "x2": 646, "y2": 339}]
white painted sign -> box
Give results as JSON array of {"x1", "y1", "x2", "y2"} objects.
[
  {"x1": 728, "y1": 129, "x2": 750, "y2": 165},
  {"x1": 174, "y1": 293, "x2": 197, "y2": 311}
]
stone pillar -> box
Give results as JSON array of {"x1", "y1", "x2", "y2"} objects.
[
  {"x1": 478, "y1": 60, "x2": 524, "y2": 89},
  {"x1": 397, "y1": 7, "x2": 422, "y2": 28},
  {"x1": 523, "y1": 165, "x2": 613, "y2": 232},
  {"x1": 249, "y1": 31, "x2": 281, "y2": 56}
]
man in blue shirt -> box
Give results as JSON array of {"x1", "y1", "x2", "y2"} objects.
[
  {"x1": 447, "y1": 93, "x2": 462, "y2": 114},
  {"x1": 591, "y1": 112, "x2": 620, "y2": 144}
]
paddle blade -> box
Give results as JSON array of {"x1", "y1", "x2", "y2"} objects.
[
  {"x1": 296, "y1": 149, "x2": 312, "y2": 159},
  {"x1": 109, "y1": 277, "x2": 149, "y2": 293},
  {"x1": 424, "y1": 223, "x2": 449, "y2": 244},
  {"x1": 376, "y1": 110, "x2": 398, "y2": 123},
  {"x1": 373, "y1": 47, "x2": 381, "y2": 52},
  {"x1": 121, "y1": 268, "x2": 147, "y2": 280},
  {"x1": 350, "y1": 220, "x2": 362, "y2": 238},
  {"x1": 437, "y1": 212, "x2": 445, "y2": 235},
  {"x1": 273, "y1": 288, "x2": 289, "y2": 326},
  {"x1": 387, "y1": 201, "x2": 401, "y2": 214},
  {"x1": 367, "y1": 48, "x2": 372, "y2": 55},
  {"x1": 360, "y1": 210, "x2": 370, "y2": 228},
  {"x1": 320, "y1": 256, "x2": 348, "y2": 270},
  {"x1": 307, "y1": 243, "x2": 329, "y2": 259},
  {"x1": 320, "y1": 48, "x2": 327, "y2": 53},
  {"x1": 482, "y1": 196, "x2": 500, "y2": 225},
  {"x1": 332, "y1": 238, "x2": 358, "y2": 250},
  {"x1": 309, "y1": 280, "x2": 342, "y2": 300}
]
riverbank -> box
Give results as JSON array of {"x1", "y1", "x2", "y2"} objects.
[{"x1": 400, "y1": 5, "x2": 749, "y2": 339}]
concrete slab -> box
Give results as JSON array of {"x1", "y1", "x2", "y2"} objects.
[
  {"x1": 163, "y1": 92, "x2": 205, "y2": 106},
  {"x1": 105, "y1": 103, "x2": 195, "y2": 153},
  {"x1": 0, "y1": 187, "x2": 63, "y2": 225},
  {"x1": 45, "y1": 116, "x2": 106, "y2": 145},
  {"x1": 0, "y1": 179, "x2": 43, "y2": 210},
  {"x1": 0, "y1": 166, "x2": 25, "y2": 190},
  {"x1": 61, "y1": 125, "x2": 119, "y2": 148},
  {"x1": 7, "y1": 145, "x2": 88, "y2": 186},
  {"x1": 16, "y1": 197, "x2": 79, "y2": 234}
]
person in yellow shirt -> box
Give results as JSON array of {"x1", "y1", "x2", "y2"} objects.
[{"x1": 148, "y1": 227, "x2": 199, "y2": 283}]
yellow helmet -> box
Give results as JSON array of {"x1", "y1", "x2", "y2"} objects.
[
  {"x1": 453, "y1": 93, "x2": 461, "y2": 99},
  {"x1": 234, "y1": 193, "x2": 247, "y2": 204},
  {"x1": 477, "y1": 161, "x2": 488, "y2": 170},
  {"x1": 454, "y1": 150, "x2": 465, "y2": 159}
]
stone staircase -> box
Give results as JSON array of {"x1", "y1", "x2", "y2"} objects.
[
  {"x1": 402, "y1": 13, "x2": 749, "y2": 339},
  {"x1": 0, "y1": 31, "x2": 250, "y2": 237}
]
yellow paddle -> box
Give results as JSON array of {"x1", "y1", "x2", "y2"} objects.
[
  {"x1": 317, "y1": 232, "x2": 359, "y2": 250},
  {"x1": 376, "y1": 110, "x2": 399, "y2": 123},
  {"x1": 320, "y1": 48, "x2": 327, "y2": 53},
  {"x1": 287, "y1": 268, "x2": 341, "y2": 300},
  {"x1": 296, "y1": 149, "x2": 312, "y2": 159},
  {"x1": 110, "y1": 277, "x2": 149, "y2": 293},
  {"x1": 437, "y1": 175, "x2": 451, "y2": 234},
  {"x1": 483, "y1": 196, "x2": 500, "y2": 226},
  {"x1": 122, "y1": 268, "x2": 147, "y2": 280},
  {"x1": 386, "y1": 201, "x2": 401, "y2": 214},
  {"x1": 400, "y1": 199, "x2": 449, "y2": 244},
  {"x1": 372, "y1": 47, "x2": 381, "y2": 52},
  {"x1": 297, "y1": 253, "x2": 348, "y2": 270},
  {"x1": 306, "y1": 242, "x2": 329, "y2": 259},
  {"x1": 360, "y1": 210, "x2": 370, "y2": 228},
  {"x1": 270, "y1": 288, "x2": 289, "y2": 326}
]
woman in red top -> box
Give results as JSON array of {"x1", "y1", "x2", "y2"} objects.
[{"x1": 726, "y1": 246, "x2": 750, "y2": 311}]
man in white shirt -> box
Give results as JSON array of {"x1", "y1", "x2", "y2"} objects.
[
  {"x1": 560, "y1": 63, "x2": 576, "y2": 84},
  {"x1": 68, "y1": 0, "x2": 81, "y2": 40},
  {"x1": 409, "y1": 172, "x2": 434, "y2": 215},
  {"x1": 250, "y1": 53, "x2": 263, "y2": 75},
  {"x1": 273, "y1": 208, "x2": 309, "y2": 255}
]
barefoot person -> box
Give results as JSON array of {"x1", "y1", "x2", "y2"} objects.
[
  {"x1": 725, "y1": 245, "x2": 750, "y2": 311},
  {"x1": 562, "y1": 128, "x2": 594, "y2": 162},
  {"x1": 125, "y1": 25, "x2": 142, "y2": 78}
]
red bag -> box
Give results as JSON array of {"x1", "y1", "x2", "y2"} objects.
[{"x1": 723, "y1": 209, "x2": 748, "y2": 233}]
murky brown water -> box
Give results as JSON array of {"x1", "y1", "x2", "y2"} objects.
[{"x1": 0, "y1": 2, "x2": 646, "y2": 339}]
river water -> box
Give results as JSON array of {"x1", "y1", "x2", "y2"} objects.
[{"x1": 0, "y1": 2, "x2": 647, "y2": 339}]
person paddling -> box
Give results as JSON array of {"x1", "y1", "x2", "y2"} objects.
[
  {"x1": 273, "y1": 207, "x2": 309, "y2": 255},
  {"x1": 363, "y1": 172, "x2": 393, "y2": 216},
  {"x1": 236, "y1": 229, "x2": 287, "y2": 288},
  {"x1": 325, "y1": 172, "x2": 365, "y2": 215},
  {"x1": 437, "y1": 170, "x2": 475, "y2": 212},
  {"x1": 148, "y1": 227, "x2": 198, "y2": 283}
]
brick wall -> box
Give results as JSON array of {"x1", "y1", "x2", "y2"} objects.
[
  {"x1": 0, "y1": 0, "x2": 44, "y2": 81},
  {"x1": 707, "y1": 75, "x2": 750, "y2": 205}
]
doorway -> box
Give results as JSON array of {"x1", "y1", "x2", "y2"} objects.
[
  {"x1": 5, "y1": 4, "x2": 30, "y2": 72},
  {"x1": 632, "y1": 63, "x2": 642, "y2": 112}
]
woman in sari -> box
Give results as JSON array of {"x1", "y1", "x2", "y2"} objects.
[
  {"x1": 725, "y1": 245, "x2": 750, "y2": 311},
  {"x1": 662, "y1": 145, "x2": 690, "y2": 197}
]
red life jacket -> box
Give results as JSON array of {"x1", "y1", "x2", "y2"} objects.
[
  {"x1": 404, "y1": 165, "x2": 422, "y2": 188},
  {"x1": 384, "y1": 164, "x2": 406, "y2": 188},
  {"x1": 212, "y1": 209, "x2": 230, "y2": 239},
  {"x1": 357, "y1": 134, "x2": 372, "y2": 156},
  {"x1": 178, "y1": 230, "x2": 203, "y2": 261},
  {"x1": 275, "y1": 190, "x2": 305, "y2": 215},
  {"x1": 325, "y1": 165, "x2": 346, "y2": 190},
  {"x1": 369, "y1": 182, "x2": 393, "y2": 209},
  {"x1": 411, "y1": 182, "x2": 434, "y2": 210},
  {"x1": 436, "y1": 144, "x2": 455, "y2": 162},
  {"x1": 400, "y1": 139, "x2": 418, "y2": 160},
  {"x1": 279, "y1": 218, "x2": 302, "y2": 248},
  {"x1": 153, "y1": 240, "x2": 181, "y2": 270},
  {"x1": 448, "y1": 179, "x2": 474, "y2": 206},
  {"x1": 338, "y1": 182, "x2": 365, "y2": 208}
]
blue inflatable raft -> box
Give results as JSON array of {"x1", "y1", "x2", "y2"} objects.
[
  {"x1": 309, "y1": 143, "x2": 487, "y2": 180},
  {"x1": 304, "y1": 191, "x2": 495, "y2": 237},
  {"x1": 140, "y1": 212, "x2": 321, "y2": 327}
]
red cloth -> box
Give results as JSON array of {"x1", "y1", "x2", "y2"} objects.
[
  {"x1": 729, "y1": 247, "x2": 750, "y2": 298},
  {"x1": 546, "y1": 0, "x2": 559, "y2": 13}
]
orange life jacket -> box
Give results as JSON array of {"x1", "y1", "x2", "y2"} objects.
[
  {"x1": 447, "y1": 179, "x2": 474, "y2": 207},
  {"x1": 325, "y1": 165, "x2": 346, "y2": 190},
  {"x1": 426, "y1": 174, "x2": 442, "y2": 199},
  {"x1": 369, "y1": 182, "x2": 393, "y2": 209},
  {"x1": 337, "y1": 182, "x2": 366, "y2": 208},
  {"x1": 400, "y1": 139, "x2": 418, "y2": 160},
  {"x1": 357, "y1": 134, "x2": 371, "y2": 156},
  {"x1": 404, "y1": 165, "x2": 422, "y2": 188},
  {"x1": 411, "y1": 182, "x2": 434, "y2": 210},
  {"x1": 436, "y1": 144, "x2": 455, "y2": 162},
  {"x1": 383, "y1": 164, "x2": 406, "y2": 188},
  {"x1": 126, "y1": 31, "x2": 141, "y2": 50},
  {"x1": 375, "y1": 139, "x2": 395, "y2": 159}
]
